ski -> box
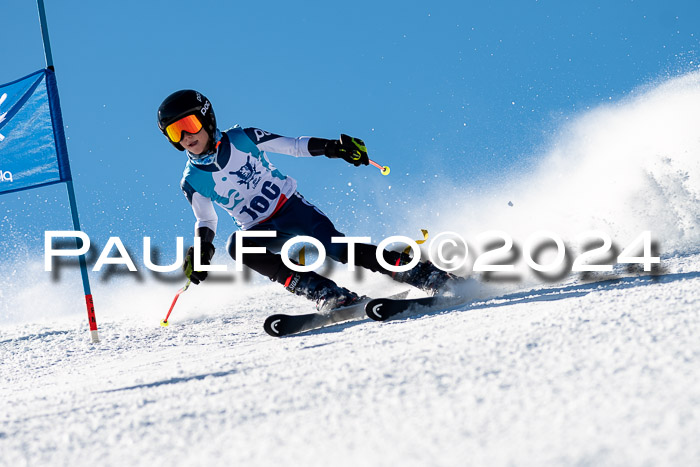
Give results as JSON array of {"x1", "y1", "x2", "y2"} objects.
[
  {"x1": 365, "y1": 295, "x2": 461, "y2": 321},
  {"x1": 264, "y1": 290, "x2": 410, "y2": 337},
  {"x1": 364, "y1": 275, "x2": 478, "y2": 321}
]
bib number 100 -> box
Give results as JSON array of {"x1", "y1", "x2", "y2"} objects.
[{"x1": 239, "y1": 181, "x2": 281, "y2": 220}]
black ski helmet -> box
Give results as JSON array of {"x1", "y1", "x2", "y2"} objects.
[{"x1": 157, "y1": 90, "x2": 216, "y2": 151}]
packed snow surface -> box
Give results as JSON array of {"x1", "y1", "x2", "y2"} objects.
[
  {"x1": 3, "y1": 73, "x2": 700, "y2": 466},
  {"x1": 1, "y1": 253, "x2": 699, "y2": 466}
]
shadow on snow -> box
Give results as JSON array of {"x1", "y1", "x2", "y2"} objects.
[
  {"x1": 291, "y1": 270, "x2": 700, "y2": 338},
  {"x1": 99, "y1": 368, "x2": 240, "y2": 393}
]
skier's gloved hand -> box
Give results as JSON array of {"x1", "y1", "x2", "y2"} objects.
[
  {"x1": 183, "y1": 241, "x2": 215, "y2": 285},
  {"x1": 325, "y1": 134, "x2": 370, "y2": 166}
]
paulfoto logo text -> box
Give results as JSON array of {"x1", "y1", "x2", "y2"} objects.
[{"x1": 44, "y1": 230, "x2": 661, "y2": 277}]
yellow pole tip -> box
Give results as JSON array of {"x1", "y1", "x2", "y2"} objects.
[
  {"x1": 381, "y1": 166, "x2": 390, "y2": 176},
  {"x1": 160, "y1": 320, "x2": 169, "y2": 327}
]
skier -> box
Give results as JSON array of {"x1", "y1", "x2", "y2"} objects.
[{"x1": 157, "y1": 89, "x2": 454, "y2": 311}]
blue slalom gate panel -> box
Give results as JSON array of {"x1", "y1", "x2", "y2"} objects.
[{"x1": 0, "y1": 69, "x2": 71, "y2": 195}]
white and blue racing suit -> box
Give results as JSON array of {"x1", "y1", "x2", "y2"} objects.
[
  {"x1": 181, "y1": 126, "x2": 312, "y2": 232},
  {"x1": 181, "y1": 126, "x2": 404, "y2": 285}
]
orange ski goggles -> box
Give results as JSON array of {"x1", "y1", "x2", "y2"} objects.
[{"x1": 165, "y1": 114, "x2": 203, "y2": 143}]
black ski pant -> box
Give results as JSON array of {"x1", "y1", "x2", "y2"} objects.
[{"x1": 226, "y1": 192, "x2": 404, "y2": 285}]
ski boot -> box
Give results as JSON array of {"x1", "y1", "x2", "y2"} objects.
[
  {"x1": 284, "y1": 271, "x2": 362, "y2": 312},
  {"x1": 393, "y1": 260, "x2": 459, "y2": 295}
]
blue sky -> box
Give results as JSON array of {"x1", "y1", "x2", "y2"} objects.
[{"x1": 1, "y1": 0, "x2": 699, "y2": 261}]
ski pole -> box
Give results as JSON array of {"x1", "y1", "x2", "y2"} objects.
[
  {"x1": 369, "y1": 158, "x2": 390, "y2": 176},
  {"x1": 160, "y1": 280, "x2": 191, "y2": 327}
]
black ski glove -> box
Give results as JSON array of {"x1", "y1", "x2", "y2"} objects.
[
  {"x1": 183, "y1": 241, "x2": 215, "y2": 285},
  {"x1": 324, "y1": 134, "x2": 370, "y2": 166}
]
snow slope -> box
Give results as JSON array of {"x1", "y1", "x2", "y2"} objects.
[
  {"x1": 1, "y1": 254, "x2": 699, "y2": 466},
  {"x1": 3, "y1": 72, "x2": 700, "y2": 466}
]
